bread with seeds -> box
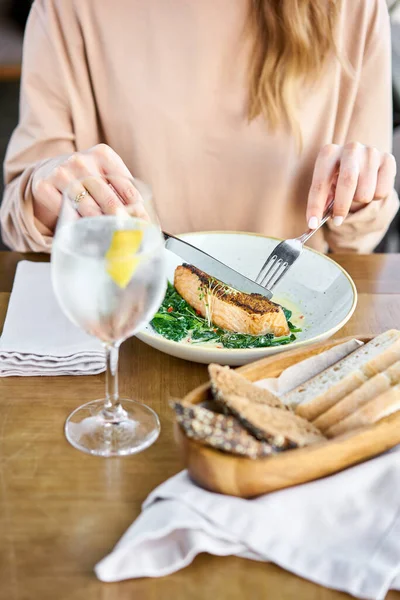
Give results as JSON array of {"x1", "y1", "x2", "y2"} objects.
[
  {"x1": 170, "y1": 400, "x2": 276, "y2": 459},
  {"x1": 213, "y1": 394, "x2": 325, "y2": 449}
]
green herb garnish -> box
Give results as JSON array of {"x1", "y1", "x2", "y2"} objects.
[{"x1": 151, "y1": 282, "x2": 302, "y2": 349}]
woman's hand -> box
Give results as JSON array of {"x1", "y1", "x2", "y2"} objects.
[
  {"x1": 306, "y1": 142, "x2": 397, "y2": 229},
  {"x1": 32, "y1": 144, "x2": 147, "y2": 231}
]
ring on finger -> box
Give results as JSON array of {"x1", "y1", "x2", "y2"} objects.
[{"x1": 73, "y1": 189, "x2": 89, "y2": 210}]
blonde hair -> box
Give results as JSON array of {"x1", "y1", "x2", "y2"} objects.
[{"x1": 247, "y1": 0, "x2": 342, "y2": 143}]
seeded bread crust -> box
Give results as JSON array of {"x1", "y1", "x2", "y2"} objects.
[
  {"x1": 214, "y1": 394, "x2": 326, "y2": 449},
  {"x1": 171, "y1": 400, "x2": 276, "y2": 459}
]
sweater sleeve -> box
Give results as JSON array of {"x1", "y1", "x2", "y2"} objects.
[
  {"x1": 0, "y1": 0, "x2": 77, "y2": 252},
  {"x1": 325, "y1": 0, "x2": 399, "y2": 253}
]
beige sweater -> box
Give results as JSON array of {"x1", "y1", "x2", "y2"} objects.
[{"x1": 1, "y1": 0, "x2": 398, "y2": 253}]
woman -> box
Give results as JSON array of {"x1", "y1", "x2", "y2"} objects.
[{"x1": 1, "y1": 0, "x2": 398, "y2": 253}]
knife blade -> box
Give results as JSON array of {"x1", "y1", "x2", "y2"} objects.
[{"x1": 163, "y1": 232, "x2": 273, "y2": 299}]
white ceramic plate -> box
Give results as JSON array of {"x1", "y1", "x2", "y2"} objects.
[{"x1": 136, "y1": 232, "x2": 357, "y2": 366}]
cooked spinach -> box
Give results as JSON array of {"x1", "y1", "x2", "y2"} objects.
[
  {"x1": 151, "y1": 282, "x2": 301, "y2": 349},
  {"x1": 281, "y1": 307, "x2": 302, "y2": 334},
  {"x1": 220, "y1": 332, "x2": 296, "y2": 349}
]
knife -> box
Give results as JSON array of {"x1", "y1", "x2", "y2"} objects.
[{"x1": 163, "y1": 232, "x2": 273, "y2": 299}]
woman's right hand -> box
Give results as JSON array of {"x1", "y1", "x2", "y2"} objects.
[{"x1": 32, "y1": 144, "x2": 147, "y2": 231}]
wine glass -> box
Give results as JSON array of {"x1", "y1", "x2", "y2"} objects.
[{"x1": 51, "y1": 174, "x2": 167, "y2": 456}]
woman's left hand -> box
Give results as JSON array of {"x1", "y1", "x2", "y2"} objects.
[{"x1": 306, "y1": 142, "x2": 397, "y2": 229}]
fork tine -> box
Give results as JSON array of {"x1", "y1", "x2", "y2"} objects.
[
  {"x1": 266, "y1": 261, "x2": 290, "y2": 291},
  {"x1": 255, "y1": 254, "x2": 278, "y2": 285},
  {"x1": 255, "y1": 207, "x2": 329, "y2": 292},
  {"x1": 256, "y1": 237, "x2": 302, "y2": 292},
  {"x1": 261, "y1": 258, "x2": 284, "y2": 289},
  {"x1": 259, "y1": 258, "x2": 283, "y2": 288}
]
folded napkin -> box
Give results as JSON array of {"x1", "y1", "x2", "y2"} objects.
[
  {"x1": 95, "y1": 340, "x2": 400, "y2": 599},
  {"x1": 0, "y1": 261, "x2": 105, "y2": 376}
]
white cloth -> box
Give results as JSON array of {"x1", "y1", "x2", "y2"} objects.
[
  {"x1": 96, "y1": 449, "x2": 400, "y2": 600},
  {"x1": 0, "y1": 261, "x2": 105, "y2": 376}
]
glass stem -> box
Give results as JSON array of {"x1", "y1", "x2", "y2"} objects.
[{"x1": 103, "y1": 343, "x2": 124, "y2": 420}]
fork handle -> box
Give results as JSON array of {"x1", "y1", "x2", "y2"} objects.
[{"x1": 297, "y1": 199, "x2": 335, "y2": 245}]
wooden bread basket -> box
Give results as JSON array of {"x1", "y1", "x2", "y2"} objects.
[{"x1": 174, "y1": 336, "x2": 400, "y2": 498}]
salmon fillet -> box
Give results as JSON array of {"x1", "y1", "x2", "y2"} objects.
[{"x1": 174, "y1": 264, "x2": 290, "y2": 337}]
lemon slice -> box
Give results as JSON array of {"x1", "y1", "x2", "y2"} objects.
[{"x1": 105, "y1": 230, "x2": 143, "y2": 288}]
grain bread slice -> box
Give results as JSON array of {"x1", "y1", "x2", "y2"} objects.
[
  {"x1": 213, "y1": 394, "x2": 325, "y2": 449},
  {"x1": 282, "y1": 330, "x2": 400, "y2": 421},
  {"x1": 313, "y1": 360, "x2": 400, "y2": 432},
  {"x1": 170, "y1": 400, "x2": 275, "y2": 458},
  {"x1": 208, "y1": 363, "x2": 284, "y2": 410},
  {"x1": 326, "y1": 385, "x2": 400, "y2": 437}
]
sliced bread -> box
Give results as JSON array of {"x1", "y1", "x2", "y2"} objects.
[
  {"x1": 313, "y1": 360, "x2": 400, "y2": 432},
  {"x1": 282, "y1": 330, "x2": 400, "y2": 421},
  {"x1": 170, "y1": 400, "x2": 275, "y2": 458},
  {"x1": 326, "y1": 385, "x2": 400, "y2": 437},
  {"x1": 213, "y1": 394, "x2": 325, "y2": 449},
  {"x1": 208, "y1": 363, "x2": 284, "y2": 410}
]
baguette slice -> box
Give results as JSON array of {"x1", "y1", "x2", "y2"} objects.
[
  {"x1": 314, "y1": 360, "x2": 400, "y2": 432},
  {"x1": 208, "y1": 363, "x2": 285, "y2": 410},
  {"x1": 282, "y1": 330, "x2": 400, "y2": 421},
  {"x1": 326, "y1": 385, "x2": 400, "y2": 437},
  {"x1": 170, "y1": 400, "x2": 275, "y2": 458},
  {"x1": 214, "y1": 394, "x2": 325, "y2": 449}
]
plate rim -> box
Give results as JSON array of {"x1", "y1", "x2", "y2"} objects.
[{"x1": 138, "y1": 230, "x2": 358, "y2": 355}]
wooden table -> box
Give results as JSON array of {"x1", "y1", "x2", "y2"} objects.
[{"x1": 1, "y1": 251, "x2": 399, "y2": 600}]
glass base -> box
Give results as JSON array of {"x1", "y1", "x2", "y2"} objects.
[{"x1": 65, "y1": 398, "x2": 160, "y2": 457}]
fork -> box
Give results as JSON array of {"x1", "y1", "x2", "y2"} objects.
[{"x1": 255, "y1": 198, "x2": 335, "y2": 292}]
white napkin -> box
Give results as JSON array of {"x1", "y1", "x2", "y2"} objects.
[
  {"x1": 95, "y1": 340, "x2": 400, "y2": 599},
  {"x1": 95, "y1": 451, "x2": 400, "y2": 599},
  {"x1": 0, "y1": 261, "x2": 105, "y2": 376}
]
